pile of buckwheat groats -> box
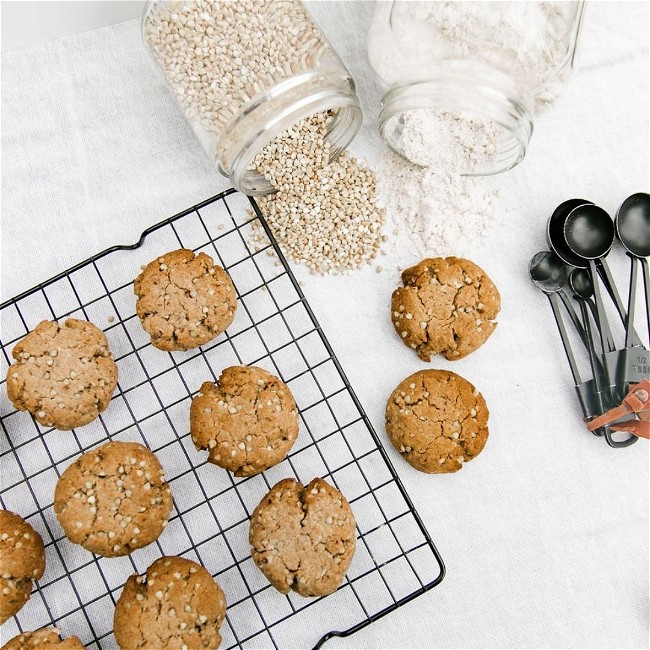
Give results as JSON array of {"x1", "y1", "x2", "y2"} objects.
[
  {"x1": 145, "y1": 0, "x2": 386, "y2": 275},
  {"x1": 249, "y1": 113, "x2": 385, "y2": 275}
]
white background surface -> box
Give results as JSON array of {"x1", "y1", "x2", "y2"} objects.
[
  {"x1": 1, "y1": 1, "x2": 649, "y2": 649},
  {"x1": 1, "y1": 1, "x2": 145, "y2": 51}
]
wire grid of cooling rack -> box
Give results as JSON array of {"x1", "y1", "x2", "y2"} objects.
[{"x1": 0, "y1": 189, "x2": 444, "y2": 649}]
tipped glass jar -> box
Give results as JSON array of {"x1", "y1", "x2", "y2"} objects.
[
  {"x1": 142, "y1": 0, "x2": 362, "y2": 195},
  {"x1": 367, "y1": 1, "x2": 585, "y2": 175}
]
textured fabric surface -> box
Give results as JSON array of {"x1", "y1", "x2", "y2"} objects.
[{"x1": 1, "y1": 2, "x2": 648, "y2": 648}]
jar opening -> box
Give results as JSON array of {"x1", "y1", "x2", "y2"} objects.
[
  {"x1": 216, "y1": 70, "x2": 362, "y2": 196},
  {"x1": 379, "y1": 65, "x2": 534, "y2": 176}
]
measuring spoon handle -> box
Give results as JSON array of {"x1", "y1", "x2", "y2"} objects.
[
  {"x1": 625, "y1": 255, "x2": 639, "y2": 349},
  {"x1": 641, "y1": 257, "x2": 650, "y2": 344},
  {"x1": 589, "y1": 260, "x2": 616, "y2": 354},
  {"x1": 558, "y1": 290, "x2": 589, "y2": 349},
  {"x1": 598, "y1": 258, "x2": 644, "y2": 347}
]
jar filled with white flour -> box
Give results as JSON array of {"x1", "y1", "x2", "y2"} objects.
[
  {"x1": 142, "y1": 0, "x2": 362, "y2": 195},
  {"x1": 367, "y1": 1, "x2": 585, "y2": 175}
]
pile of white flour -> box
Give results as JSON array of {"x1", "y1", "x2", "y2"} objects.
[
  {"x1": 375, "y1": 1, "x2": 573, "y2": 261},
  {"x1": 378, "y1": 110, "x2": 502, "y2": 260},
  {"x1": 378, "y1": 151, "x2": 500, "y2": 260}
]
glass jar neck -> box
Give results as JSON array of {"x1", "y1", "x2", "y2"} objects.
[
  {"x1": 217, "y1": 70, "x2": 362, "y2": 196},
  {"x1": 379, "y1": 62, "x2": 534, "y2": 176}
]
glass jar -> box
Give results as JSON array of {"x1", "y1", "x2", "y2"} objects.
[
  {"x1": 367, "y1": 1, "x2": 585, "y2": 175},
  {"x1": 142, "y1": 0, "x2": 362, "y2": 195}
]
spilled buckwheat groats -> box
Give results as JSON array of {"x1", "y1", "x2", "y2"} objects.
[{"x1": 250, "y1": 112, "x2": 385, "y2": 275}]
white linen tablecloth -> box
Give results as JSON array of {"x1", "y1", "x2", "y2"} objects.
[{"x1": 1, "y1": 2, "x2": 648, "y2": 648}]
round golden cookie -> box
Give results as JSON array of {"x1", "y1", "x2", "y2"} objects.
[
  {"x1": 391, "y1": 257, "x2": 500, "y2": 361},
  {"x1": 54, "y1": 441, "x2": 173, "y2": 557},
  {"x1": 1, "y1": 628, "x2": 85, "y2": 650},
  {"x1": 249, "y1": 477, "x2": 356, "y2": 597},
  {"x1": 113, "y1": 556, "x2": 226, "y2": 650},
  {"x1": 5, "y1": 319, "x2": 118, "y2": 430},
  {"x1": 134, "y1": 248, "x2": 237, "y2": 351},
  {"x1": 385, "y1": 369, "x2": 489, "y2": 473},
  {"x1": 0, "y1": 511, "x2": 45, "y2": 624},
  {"x1": 190, "y1": 366, "x2": 299, "y2": 477}
]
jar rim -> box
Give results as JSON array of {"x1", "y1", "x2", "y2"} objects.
[
  {"x1": 379, "y1": 65, "x2": 534, "y2": 176},
  {"x1": 219, "y1": 70, "x2": 362, "y2": 195}
]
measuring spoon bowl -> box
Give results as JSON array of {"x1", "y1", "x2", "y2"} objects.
[
  {"x1": 616, "y1": 192, "x2": 650, "y2": 258},
  {"x1": 616, "y1": 192, "x2": 650, "y2": 347},
  {"x1": 569, "y1": 267, "x2": 595, "y2": 300},
  {"x1": 569, "y1": 268, "x2": 609, "y2": 353},
  {"x1": 529, "y1": 250, "x2": 569, "y2": 293},
  {"x1": 547, "y1": 198, "x2": 593, "y2": 268},
  {"x1": 564, "y1": 204, "x2": 615, "y2": 260},
  {"x1": 530, "y1": 252, "x2": 590, "y2": 350}
]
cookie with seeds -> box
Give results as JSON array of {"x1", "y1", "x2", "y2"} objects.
[
  {"x1": 5, "y1": 319, "x2": 118, "y2": 430},
  {"x1": 391, "y1": 257, "x2": 500, "y2": 361},
  {"x1": 0, "y1": 510, "x2": 45, "y2": 624},
  {"x1": 1, "y1": 628, "x2": 85, "y2": 649},
  {"x1": 113, "y1": 556, "x2": 226, "y2": 650},
  {"x1": 54, "y1": 441, "x2": 173, "y2": 557},
  {"x1": 134, "y1": 248, "x2": 237, "y2": 351},
  {"x1": 385, "y1": 369, "x2": 489, "y2": 473},
  {"x1": 190, "y1": 366, "x2": 299, "y2": 477},
  {"x1": 249, "y1": 477, "x2": 356, "y2": 597}
]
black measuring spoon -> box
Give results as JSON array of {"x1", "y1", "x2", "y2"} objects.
[
  {"x1": 549, "y1": 199, "x2": 637, "y2": 340},
  {"x1": 563, "y1": 204, "x2": 616, "y2": 354},
  {"x1": 547, "y1": 198, "x2": 594, "y2": 268},
  {"x1": 569, "y1": 269, "x2": 615, "y2": 431},
  {"x1": 529, "y1": 251, "x2": 601, "y2": 421},
  {"x1": 526, "y1": 248, "x2": 588, "y2": 347},
  {"x1": 569, "y1": 268, "x2": 614, "y2": 354},
  {"x1": 615, "y1": 192, "x2": 650, "y2": 346}
]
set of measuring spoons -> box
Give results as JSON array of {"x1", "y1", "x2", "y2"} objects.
[{"x1": 529, "y1": 192, "x2": 650, "y2": 448}]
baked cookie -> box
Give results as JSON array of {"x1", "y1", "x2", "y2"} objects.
[
  {"x1": 249, "y1": 477, "x2": 356, "y2": 597},
  {"x1": 190, "y1": 366, "x2": 299, "y2": 477},
  {"x1": 113, "y1": 556, "x2": 226, "y2": 650},
  {"x1": 391, "y1": 257, "x2": 500, "y2": 361},
  {"x1": 5, "y1": 319, "x2": 118, "y2": 430},
  {"x1": 0, "y1": 510, "x2": 45, "y2": 624},
  {"x1": 134, "y1": 249, "x2": 237, "y2": 351},
  {"x1": 54, "y1": 441, "x2": 173, "y2": 557},
  {"x1": 1, "y1": 628, "x2": 85, "y2": 650},
  {"x1": 385, "y1": 369, "x2": 489, "y2": 473}
]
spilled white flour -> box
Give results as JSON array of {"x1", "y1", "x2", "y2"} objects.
[
  {"x1": 378, "y1": 151, "x2": 500, "y2": 260},
  {"x1": 372, "y1": 1, "x2": 575, "y2": 261}
]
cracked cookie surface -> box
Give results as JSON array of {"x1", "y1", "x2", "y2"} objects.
[
  {"x1": 0, "y1": 510, "x2": 45, "y2": 624},
  {"x1": 113, "y1": 556, "x2": 226, "y2": 650},
  {"x1": 54, "y1": 441, "x2": 173, "y2": 557},
  {"x1": 1, "y1": 628, "x2": 85, "y2": 649},
  {"x1": 249, "y1": 478, "x2": 356, "y2": 597},
  {"x1": 6, "y1": 319, "x2": 118, "y2": 430},
  {"x1": 391, "y1": 257, "x2": 500, "y2": 361},
  {"x1": 134, "y1": 249, "x2": 237, "y2": 351},
  {"x1": 190, "y1": 366, "x2": 299, "y2": 477},
  {"x1": 386, "y1": 369, "x2": 489, "y2": 473}
]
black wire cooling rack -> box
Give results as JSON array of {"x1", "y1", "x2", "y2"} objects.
[{"x1": 0, "y1": 188, "x2": 444, "y2": 649}]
